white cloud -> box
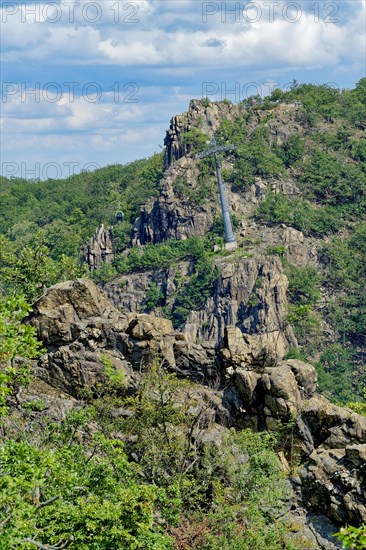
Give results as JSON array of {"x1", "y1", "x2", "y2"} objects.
[
  {"x1": 0, "y1": 0, "x2": 364, "y2": 177},
  {"x1": 1, "y1": 0, "x2": 364, "y2": 70}
]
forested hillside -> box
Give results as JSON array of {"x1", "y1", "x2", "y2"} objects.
[
  {"x1": 1, "y1": 81, "x2": 366, "y2": 406},
  {"x1": 1, "y1": 81, "x2": 366, "y2": 549},
  {"x1": 0, "y1": 153, "x2": 163, "y2": 299}
]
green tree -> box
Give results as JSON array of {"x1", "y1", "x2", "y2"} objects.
[
  {"x1": 0, "y1": 437, "x2": 172, "y2": 549},
  {"x1": 0, "y1": 235, "x2": 86, "y2": 302},
  {"x1": 180, "y1": 128, "x2": 209, "y2": 154},
  {"x1": 0, "y1": 295, "x2": 43, "y2": 416},
  {"x1": 335, "y1": 524, "x2": 366, "y2": 549}
]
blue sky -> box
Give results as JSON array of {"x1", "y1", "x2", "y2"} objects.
[{"x1": 1, "y1": 0, "x2": 365, "y2": 179}]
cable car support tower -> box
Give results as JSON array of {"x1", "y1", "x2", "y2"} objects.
[{"x1": 196, "y1": 136, "x2": 237, "y2": 250}]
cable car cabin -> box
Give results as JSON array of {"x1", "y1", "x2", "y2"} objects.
[{"x1": 116, "y1": 211, "x2": 124, "y2": 223}]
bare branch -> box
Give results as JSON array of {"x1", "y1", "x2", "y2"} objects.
[
  {"x1": 35, "y1": 495, "x2": 60, "y2": 511},
  {"x1": 21, "y1": 536, "x2": 73, "y2": 549},
  {"x1": 0, "y1": 513, "x2": 12, "y2": 531}
]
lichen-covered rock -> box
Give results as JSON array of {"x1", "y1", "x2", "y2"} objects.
[{"x1": 300, "y1": 443, "x2": 366, "y2": 525}]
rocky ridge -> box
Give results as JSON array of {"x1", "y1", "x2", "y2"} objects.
[
  {"x1": 23, "y1": 278, "x2": 366, "y2": 548},
  {"x1": 105, "y1": 253, "x2": 297, "y2": 351},
  {"x1": 133, "y1": 100, "x2": 305, "y2": 247},
  {"x1": 105, "y1": 99, "x2": 320, "y2": 354},
  {"x1": 32, "y1": 99, "x2": 364, "y2": 547}
]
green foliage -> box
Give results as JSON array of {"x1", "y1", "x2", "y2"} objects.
[
  {"x1": 22, "y1": 399, "x2": 46, "y2": 412},
  {"x1": 173, "y1": 176, "x2": 190, "y2": 198},
  {"x1": 274, "y1": 135, "x2": 305, "y2": 167},
  {"x1": 254, "y1": 188, "x2": 339, "y2": 237},
  {"x1": 180, "y1": 127, "x2": 210, "y2": 154},
  {"x1": 286, "y1": 305, "x2": 321, "y2": 349},
  {"x1": 320, "y1": 226, "x2": 366, "y2": 390},
  {"x1": 209, "y1": 214, "x2": 240, "y2": 241},
  {"x1": 0, "y1": 154, "x2": 163, "y2": 267},
  {"x1": 99, "y1": 353, "x2": 126, "y2": 394},
  {"x1": 265, "y1": 245, "x2": 286, "y2": 258},
  {"x1": 143, "y1": 282, "x2": 164, "y2": 312},
  {"x1": 285, "y1": 264, "x2": 321, "y2": 351},
  {"x1": 0, "y1": 437, "x2": 172, "y2": 549},
  {"x1": 91, "y1": 261, "x2": 118, "y2": 284},
  {"x1": 217, "y1": 121, "x2": 285, "y2": 191},
  {"x1": 0, "y1": 348, "x2": 303, "y2": 550},
  {"x1": 201, "y1": 97, "x2": 211, "y2": 108},
  {"x1": 299, "y1": 150, "x2": 366, "y2": 215},
  {"x1": 115, "y1": 237, "x2": 210, "y2": 275},
  {"x1": 113, "y1": 238, "x2": 219, "y2": 327},
  {"x1": 177, "y1": 430, "x2": 294, "y2": 549},
  {"x1": 346, "y1": 388, "x2": 366, "y2": 416},
  {"x1": 284, "y1": 348, "x2": 308, "y2": 362},
  {"x1": 312, "y1": 228, "x2": 366, "y2": 401},
  {"x1": 171, "y1": 255, "x2": 218, "y2": 328},
  {"x1": 269, "y1": 80, "x2": 366, "y2": 128},
  {"x1": 99, "y1": 364, "x2": 297, "y2": 549},
  {"x1": 0, "y1": 234, "x2": 87, "y2": 302},
  {"x1": 351, "y1": 138, "x2": 366, "y2": 162},
  {"x1": 286, "y1": 265, "x2": 320, "y2": 307},
  {"x1": 334, "y1": 524, "x2": 366, "y2": 549},
  {"x1": 0, "y1": 295, "x2": 43, "y2": 416},
  {"x1": 315, "y1": 344, "x2": 359, "y2": 404}
]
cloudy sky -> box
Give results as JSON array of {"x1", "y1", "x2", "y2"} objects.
[{"x1": 1, "y1": 0, "x2": 365, "y2": 179}]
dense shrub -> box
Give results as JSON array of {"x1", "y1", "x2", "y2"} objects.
[{"x1": 254, "y1": 188, "x2": 339, "y2": 236}]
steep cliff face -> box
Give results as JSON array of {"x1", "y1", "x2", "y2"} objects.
[
  {"x1": 105, "y1": 253, "x2": 297, "y2": 354},
  {"x1": 133, "y1": 100, "x2": 306, "y2": 247},
  {"x1": 86, "y1": 224, "x2": 114, "y2": 270},
  {"x1": 132, "y1": 156, "x2": 219, "y2": 244},
  {"x1": 117, "y1": 99, "x2": 319, "y2": 358},
  {"x1": 164, "y1": 99, "x2": 240, "y2": 168},
  {"x1": 26, "y1": 279, "x2": 366, "y2": 536}
]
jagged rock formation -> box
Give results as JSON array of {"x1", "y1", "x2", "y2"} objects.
[
  {"x1": 133, "y1": 101, "x2": 240, "y2": 246},
  {"x1": 299, "y1": 398, "x2": 366, "y2": 526},
  {"x1": 221, "y1": 330, "x2": 366, "y2": 527},
  {"x1": 133, "y1": 100, "x2": 307, "y2": 248},
  {"x1": 122, "y1": 100, "x2": 320, "y2": 358},
  {"x1": 21, "y1": 99, "x2": 364, "y2": 546},
  {"x1": 164, "y1": 99, "x2": 240, "y2": 168},
  {"x1": 27, "y1": 278, "x2": 366, "y2": 539},
  {"x1": 86, "y1": 224, "x2": 113, "y2": 270},
  {"x1": 132, "y1": 155, "x2": 220, "y2": 244},
  {"x1": 105, "y1": 253, "x2": 297, "y2": 352},
  {"x1": 29, "y1": 279, "x2": 219, "y2": 394}
]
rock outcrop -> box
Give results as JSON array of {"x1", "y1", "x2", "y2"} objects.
[
  {"x1": 164, "y1": 99, "x2": 240, "y2": 168},
  {"x1": 124, "y1": 100, "x2": 319, "y2": 357},
  {"x1": 132, "y1": 155, "x2": 221, "y2": 245},
  {"x1": 105, "y1": 254, "x2": 296, "y2": 353},
  {"x1": 27, "y1": 278, "x2": 366, "y2": 536},
  {"x1": 29, "y1": 279, "x2": 219, "y2": 395},
  {"x1": 133, "y1": 100, "x2": 309, "y2": 249},
  {"x1": 220, "y1": 327, "x2": 366, "y2": 527},
  {"x1": 22, "y1": 99, "x2": 366, "y2": 544},
  {"x1": 300, "y1": 397, "x2": 366, "y2": 526},
  {"x1": 86, "y1": 224, "x2": 113, "y2": 270}
]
